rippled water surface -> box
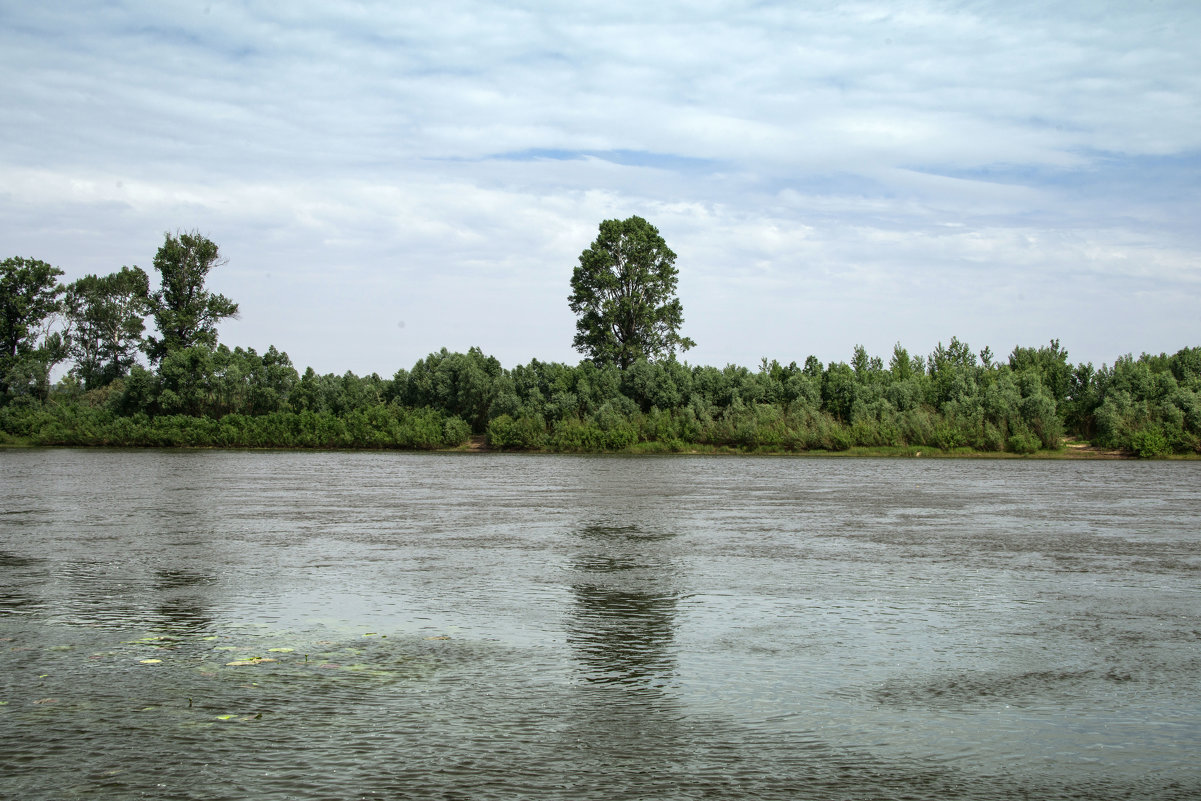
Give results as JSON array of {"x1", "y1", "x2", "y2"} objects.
[{"x1": 2, "y1": 449, "x2": 1199, "y2": 799}]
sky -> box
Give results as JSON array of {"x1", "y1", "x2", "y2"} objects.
[{"x1": 2, "y1": 1, "x2": 1199, "y2": 376}]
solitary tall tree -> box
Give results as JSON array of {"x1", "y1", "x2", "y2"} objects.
[
  {"x1": 569, "y1": 216, "x2": 694, "y2": 369},
  {"x1": 145, "y1": 231, "x2": 239, "y2": 364}
]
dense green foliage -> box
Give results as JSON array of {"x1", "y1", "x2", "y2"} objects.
[
  {"x1": 1, "y1": 256, "x2": 67, "y2": 401},
  {"x1": 1, "y1": 402, "x2": 468, "y2": 450},
  {"x1": 145, "y1": 231, "x2": 239, "y2": 364},
  {"x1": 63, "y1": 266, "x2": 152, "y2": 390},
  {"x1": 569, "y1": 216, "x2": 695, "y2": 368},
  {"x1": 4, "y1": 336, "x2": 1198, "y2": 457},
  {"x1": 2, "y1": 234, "x2": 1198, "y2": 457}
]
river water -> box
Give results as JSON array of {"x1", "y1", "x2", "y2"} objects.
[{"x1": 1, "y1": 449, "x2": 1198, "y2": 800}]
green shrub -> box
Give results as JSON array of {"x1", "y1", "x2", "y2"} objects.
[
  {"x1": 487, "y1": 414, "x2": 546, "y2": 450},
  {"x1": 603, "y1": 421, "x2": 638, "y2": 450},
  {"x1": 827, "y1": 423, "x2": 854, "y2": 451},
  {"x1": 1007, "y1": 429, "x2": 1040, "y2": 454},
  {"x1": 932, "y1": 422, "x2": 966, "y2": 451},
  {"x1": 976, "y1": 422, "x2": 1006, "y2": 453},
  {"x1": 1130, "y1": 426, "x2": 1170, "y2": 459},
  {"x1": 548, "y1": 418, "x2": 607, "y2": 451}
]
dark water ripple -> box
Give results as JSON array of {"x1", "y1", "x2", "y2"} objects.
[{"x1": 2, "y1": 450, "x2": 1200, "y2": 799}]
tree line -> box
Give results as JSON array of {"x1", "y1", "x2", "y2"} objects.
[{"x1": 2, "y1": 224, "x2": 1199, "y2": 456}]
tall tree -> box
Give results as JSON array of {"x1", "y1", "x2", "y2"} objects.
[
  {"x1": 569, "y1": 216, "x2": 695, "y2": 369},
  {"x1": 0, "y1": 256, "x2": 65, "y2": 399},
  {"x1": 63, "y1": 266, "x2": 152, "y2": 390},
  {"x1": 145, "y1": 231, "x2": 239, "y2": 364}
]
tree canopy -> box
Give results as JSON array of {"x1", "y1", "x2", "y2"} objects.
[
  {"x1": 63, "y1": 266, "x2": 151, "y2": 390},
  {"x1": 145, "y1": 231, "x2": 239, "y2": 364},
  {"x1": 569, "y1": 216, "x2": 695, "y2": 369},
  {"x1": 1, "y1": 256, "x2": 66, "y2": 399}
]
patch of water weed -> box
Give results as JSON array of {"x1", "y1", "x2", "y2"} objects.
[{"x1": 868, "y1": 668, "x2": 1128, "y2": 709}]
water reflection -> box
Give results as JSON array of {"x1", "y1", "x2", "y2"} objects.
[
  {"x1": 559, "y1": 523, "x2": 693, "y2": 789},
  {"x1": 567, "y1": 524, "x2": 680, "y2": 691},
  {"x1": 152, "y1": 568, "x2": 217, "y2": 633},
  {"x1": 0, "y1": 551, "x2": 43, "y2": 615},
  {"x1": 154, "y1": 568, "x2": 216, "y2": 590},
  {"x1": 153, "y1": 598, "x2": 212, "y2": 633},
  {"x1": 3, "y1": 451, "x2": 1199, "y2": 800},
  {"x1": 0, "y1": 588, "x2": 42, "y2": 615},
  {"x1": 0, "y1": 551, "x2": 40, "y2": 568}
]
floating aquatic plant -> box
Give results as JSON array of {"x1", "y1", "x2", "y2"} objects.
[{"x1": 225, "y1": 657, "x2": 277, "y2": 667}]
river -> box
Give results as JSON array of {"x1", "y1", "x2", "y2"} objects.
[{"x1": 1, "y1": 449, "x2": 1199, "y2": 799}]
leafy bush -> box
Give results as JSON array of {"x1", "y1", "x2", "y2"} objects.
[
  {"x1": 487, "y1": 414, "x2": 546, "y2": 450},
  {"x1": 548, "y1": 419, "x2": 608, "y2": 452},
  {"x1": 977, "y1": 422, "x2": 1006, "y2": 453},
  {"x1": 826, "y1": 423, "x2": 855, "y2": 451},
  {"x1": 1130, "y1": 426, "x2": 1170, "y2": 459},
  {"x1": 932, "y1": 422, "x2": 966, "y2": 451},
  {"x1": 1007, "y1": 429, "x2": 1041, "y2": 454}
]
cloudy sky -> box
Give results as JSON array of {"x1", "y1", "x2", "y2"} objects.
[{"x1": 3, "y1": 1, "x2": 1198, "y2": 375}]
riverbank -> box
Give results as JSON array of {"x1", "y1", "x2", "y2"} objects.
[
  {"x1": 0, "y1": 433, "x2": 1119, "y2": 457},
  {"x1": 454, "y1": 435, "x2": 1149, "y2": 459},
  {"x1": 3, "y1": 410, "x2": 1192, "y2": 459},
  {"x1": 0, "y1": 432, "x2": 1156, "y2": 458}
]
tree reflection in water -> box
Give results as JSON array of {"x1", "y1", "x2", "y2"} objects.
[
  {"x1": 153, "y1": 568, "x2": 216, "y2": 634},
  {"x1": 567, "y1": 524, "x2": 680, "y2": 691}
]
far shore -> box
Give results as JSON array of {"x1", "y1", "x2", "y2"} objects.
[
  {"x1": 7, "y1": 435, "x2": 1190, "y2": 460},
  {"x1": 453, "y1": 436, "x2": 1150, "y2": 459}
]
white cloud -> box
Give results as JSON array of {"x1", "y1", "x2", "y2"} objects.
[{"x1": 2, "y1": 0, "x2": 1200, "y2": 373}]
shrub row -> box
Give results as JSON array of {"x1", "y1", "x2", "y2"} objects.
[
  {"x1": 0, "y1": 404, "x2": 470, "y2": 450},
  {"x1": 6, "y1": 340, "x2": 1200, "y2": 456}
]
